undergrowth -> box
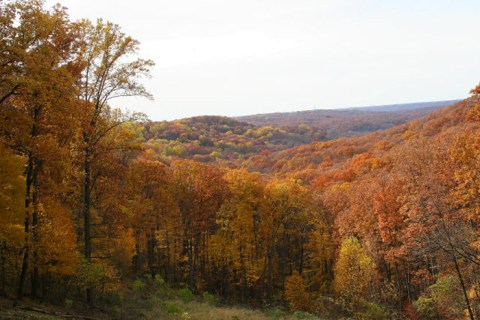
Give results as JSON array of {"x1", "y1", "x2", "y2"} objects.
[{"x1": 112, "y1": 276, "x2": 325, "y2": 320}]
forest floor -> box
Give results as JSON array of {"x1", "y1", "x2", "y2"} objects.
[
  {"x1": 0, "y1": 297, "x2": 106, "y2": 319},
  {"x1": 0, "y1": 287, "x2": 322, "y2": 320}
]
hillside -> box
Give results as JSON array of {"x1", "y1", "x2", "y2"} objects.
[
  {"x1": 118, "y1": 99, "x2": 480, "y2": 319},
  {"x1": 140, "y1": 101, "x2": 453, "y2": 165},
  {"x1": 243, "y1": 98, "x2": 475, "y2": 179},
  {"x1": 236, "y1": 100, "x2": 457, "y2": 130}
]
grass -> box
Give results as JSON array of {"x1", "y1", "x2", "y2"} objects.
[
  {"x1": 144, "y1": 295, "x2": 323, "y2": 320},
  {"x1": 146, "y1": 298, "x2": 275, "y2": 320},
  {"x1": 133, "y1": 277, "x2": 326, "y2": 320},
  {"x1": 0, "y1": 278, "x2": 325, "y2": 320}
]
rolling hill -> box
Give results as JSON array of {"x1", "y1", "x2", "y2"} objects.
[
  {"x1": 242, "y1": 97, "x2": 477, "y2": 180},
  {"x1": 236, "y1": 100, "x2": 458, "y2": 137},
  {"x1": 141, "y1": 100, "x2": 456, "y2": 165}
]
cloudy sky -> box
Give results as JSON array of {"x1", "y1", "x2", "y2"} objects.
[{"x1": 46, "y1": 0, "x2": 480, "y2": 120}]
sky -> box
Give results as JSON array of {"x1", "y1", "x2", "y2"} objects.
[{"x1": 45, "y1": 0, "x2": 480, "y2": 121}]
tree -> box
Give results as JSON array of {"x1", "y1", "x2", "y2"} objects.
[
  {"x1": 75, "y1": 18, "x2": 153, "y2": 305},
  {"x1": 394, "y1": 138, "x2": 477, "y2": 320},
  {"x1": 0, "y1": 0, "x2": 80, "y2": 300},
  {"x1": 126, "y1": 154, "x2": 175, "y2": 278},
  {"x1": 172, "y1": 160, "x2": 228, "y2": 291},
  {"x1": 0, "y1": 142, "x2": 24, "y2": 296},
  {"x1": 0, "y1": 0, "x2": 24, "y2": 107},
  {"x1": 415, "y1": 275, "x2": 465, "y2": 319},
  {"x1": 260, "y1": 179, "x2": 313, "y2": 299},
  {"x1": 213, "y1": 169, "x2": 266, "y2": 300},
  {"x1": 285, "y1": 272, "x2": 311, "y2": 312},
  {"x1": 334, "y1": 237, "x2": 377, "y2": 305}
]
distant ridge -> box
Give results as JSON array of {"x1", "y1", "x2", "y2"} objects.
[
  {"x1": 141, "y1": 99, "x2": 463, "y2": 166},
  {"x1": 236, "y1": 100, "x2": 460, "y2": 128},
  {"x1": 237, "y1": 100, "x2": 460, "y2": 120},
  {"x1": 349, "y1": 100, "x2": 461, "y2": 112}
]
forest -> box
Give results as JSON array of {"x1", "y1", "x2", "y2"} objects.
[{"x1": 2, "y1": 1, "x2": 480, "y2": 319}]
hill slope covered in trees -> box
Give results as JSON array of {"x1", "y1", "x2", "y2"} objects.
[
  {"x1": 140, "y1": 100, "x2": 455, "y2": 166},
  {"x1": 236, "y1": 100, "x2": 457, "y2": 127}
]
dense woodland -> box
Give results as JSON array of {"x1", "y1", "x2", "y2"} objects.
[
  {"x1": 140, "y1": 104, "x2": 450, "y2": 167},
  {"x1": 3, "y1": 1, "x2": 480, "y2": 319},
  {"x1": 236, "y1": 102, "x2": 454, "y2": 131}
]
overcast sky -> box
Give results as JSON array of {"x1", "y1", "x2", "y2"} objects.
[{"x1": 46, "y1": 0, "x2": 480, "y2": 120}]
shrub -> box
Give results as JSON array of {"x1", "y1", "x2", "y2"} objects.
[
  {"x1": 355, "y1": 300, "x2": 392, "y2": 320},
  {"x1": 414, "y1": 296, "x2": 437, "y2": 320},
  {"x1": 177, "y1": 288, "x2": 195, "y2": 303},
  {"x1": 132, "y1": 279, "x2": 145, "y2": 293},
  {"x1": 415, "y1": 275, "x2": 464, "y2": 319},
  {"x1": 267, "y1": 306, "x2": 285, "y2": 319},
  {"x1": 64, "y1": 299, "x2": 73, "y2": 309},
  {"x1": 76, "y1": 259, "x2": 119, "y2": 293},
  {"x1": 292, "y1": 310, "x2": 318, "y2": 319},
  {"x1": 108, "y1": 292, "x2": 123, "y2": 304},
  {"x1": 202, "y1": 291, "x2": 218, "y2": 306},
  {"x1": 154, "y1": 274, "x2": 165, "y2": 287},
  {"x1": 161, "y1": 301, "x2": 183, "y2": 314},
  {"x1": 285, "y1": 272, "x2": 311, "y2": 312}
]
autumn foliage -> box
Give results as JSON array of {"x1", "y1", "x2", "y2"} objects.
[{"x1": 3, "y1": 1, "x2": 480, "y2": 319}]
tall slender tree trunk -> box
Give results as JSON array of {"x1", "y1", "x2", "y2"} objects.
[
  {"x1": 0, "y1": 242, "x2": 6, "y2": 297},
  {"x1": 147, "y1": 229, "x2": 156, "y2": 279},
  {"x1": 266, "y1": 245, "x2": 273, "y2": 299},
  {"x1": 394, "y1": 262, "x2": 403, "y2": 312},
  {"x1": 442, "y1": 219, "x2": 475, "y2": 320},
  {"x1": 240, "y1": 243, "x2": 247, "y2": 302},
  {"x1": 18, "y1": 105, "x2": 42, "y2": 301},
  {"x1": 187, "y1": 235, "x2": 194, "y2": 289},
  {"x1": 402, "y1": 260, "x2": 411, "y2": 301},
  {"x1": 165, "y1": 228, "x2": 171, "y2": 282},
  {"x1": 17, "y1": 155, "x2": 35, "y2": 301},
  {"x1": 280, "y1": 231, "x2": 286, "y2": 279},
  {"x1": 133, "y1": 230, "x2": 141, "y2": 274},
  {"x1": 452, "y1": 251, "x2": 475, "y2": 320},
  {"x1": 83, "y1": 147, "x2": 93, "y2": 306},
  {"x1": 299, "y1": 234, "x2": 305, "y2": 275},
  {"x1": 31, "y1": 172, "x2": 40, "y2": 299},
  {"x1": 192, "y1": 231, "x2": 200, "y2": 291}
]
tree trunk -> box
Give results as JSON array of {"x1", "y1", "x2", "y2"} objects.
[
  {"x1": 442, "y1": 219, "x2": 475, "y2": 320},
  {"x1": 0, "y1": 241, "x2": 6, "y2": 297},
  {"x1": 402, "y1": 260, "x2": 411, "y2": 301},
  {"x1": 452, "y1": 250, "x2": 475, "y2": 320},
  {"x1": 31, "y1": 171, "x2": 40, "y2": 299},
  {"x1": 266, "y1": 245, "x2": 273, "y2": 299},
  {"x1": 147, "y1": 230, "x2": 156, "y2": 279},
  {"x1": 165, "y1": 228, "x2": 171, "y2": 282},
  {"x1": 133, "y1": 230, "x2": 141, "y2": 274},
  {"x1": 17, "y1": 155, "x2": 34, "y2": 300},
  {"x1": 83, "y1": 147, "x2": 93, "y2": 306},
  {"x1": 188, "y1": 236, "x2": 194, "y2": 289},
  {"x1": 239, "y1": 242, "x2": 246, "y2": 302},
  {"x1": 192, "y1": 231, "x2": 200, "y2": 291},
  {"x1": 446, "y1": 237, "x2": 475, "y2": 320}
]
